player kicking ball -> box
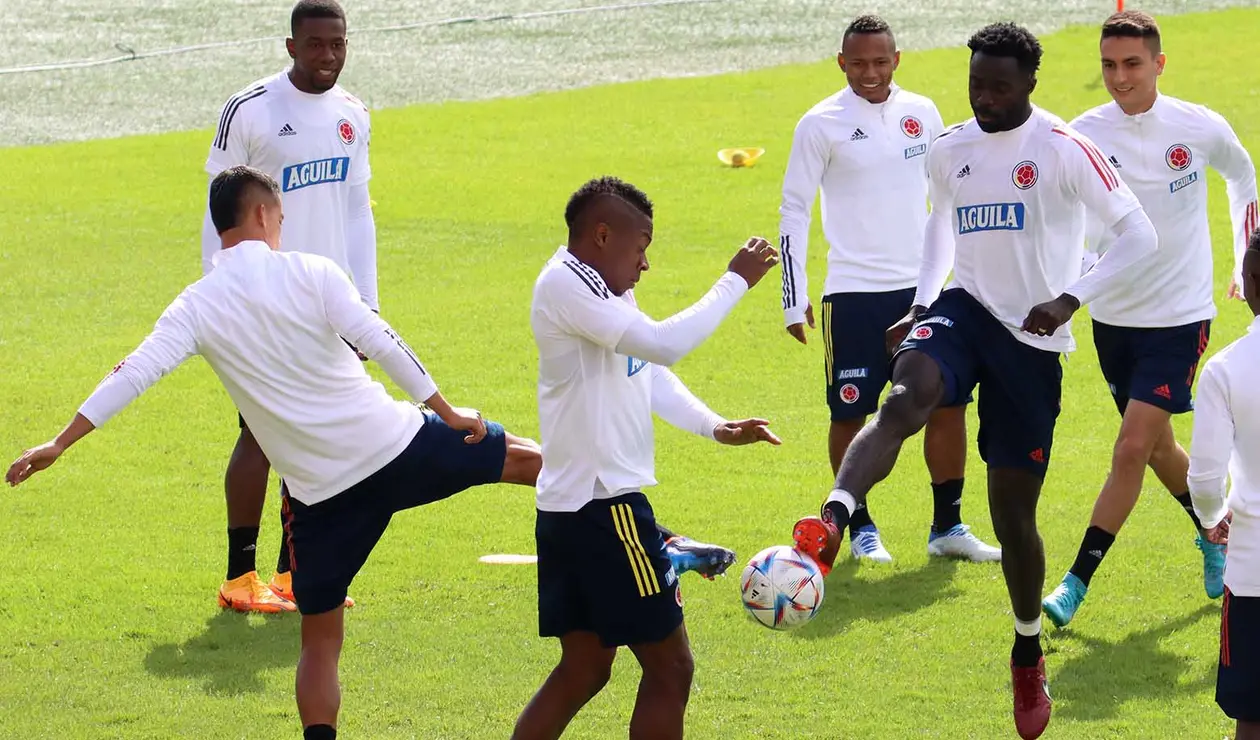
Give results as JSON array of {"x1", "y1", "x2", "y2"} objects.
[
  {"x1": 513, "y1": 177, "x2": 781, "y2": 740},
  {"x1": 788, "y1": 24, "x2": 1157, "y2": 739},
  {"x1": 1042, "y1": 10, "x2": 1258, "y2": 627}
]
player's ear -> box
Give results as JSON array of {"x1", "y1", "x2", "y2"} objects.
[
  {"x1": 285, "y1": 37, "x2": 297, "y2": 61},
  {"x1": 1155, "y1": 53, "x2": 1166, "y2": 76},
  {"x1": 892, "y1": 50, "x2": 901, "y2": 71},
  {"x1": 593, "y1": 222, "x2": 611, "y2": 249},
  {"x1": 1027, "y1": 74, "x2": 1038, "y2": 95},
  {"x1": 836, "y1": 52, "x2": 845, "y2": 72}
]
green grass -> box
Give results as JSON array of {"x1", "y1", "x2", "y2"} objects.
[{"x1": 3, "y1": 8, "x2": 1259, "y2": 738}]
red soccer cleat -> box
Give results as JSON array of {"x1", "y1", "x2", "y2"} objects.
[
  {"x1": 1011, "y1": 657, "x2": 1052, "y2": 739},
  {"x1": 791, "y1": 516, "x2": 842, "y2": 576}
]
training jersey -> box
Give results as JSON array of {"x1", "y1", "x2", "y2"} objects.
[
  {"x1": 917, "y1": 106, "x2": 1142, "y2": 353},
  {"x1": 530, "y1": 248, "x2": 658, "y2": 512},
  {"x1": 205, "y1": 71, "x2": 372, "y2": 279},
  {"x1": 79, "y1": 242, "x2": 433, "y2": 506},
  {"x1": 1189, "y1": 316, "x2": 1260, "y2": 596},
  {"x1": 779, "y1": 84, "x2": 945, "y2": 325},
  {"x1": 1072, "y1": 95, "x2": 1258, "y2": 328}
]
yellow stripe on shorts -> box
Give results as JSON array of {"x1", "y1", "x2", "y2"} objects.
[
  {"x1": 823, "y1": 301, "x2": 834, "y2": 386},
  {"x1": 611, "y1": 503, "x2": 661, "y2": 597}
]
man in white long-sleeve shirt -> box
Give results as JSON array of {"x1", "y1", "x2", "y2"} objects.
[
  {"x1": 1188, "y1": 230, "x2": 1260, "y2": 740},
  {"x1": 789, "y1": 24, "x2": 1157, "y2": 740},
  {"x1": 1044, "y1": 10, "x2": 1258, "y2": 628},
  {"x1": 778, "y1": 14, "x2": 999, "y2": 565},
  {"x1": 199, "y1": 0, "x2": 380, "y2": 612},
  {"x1": 6, "y1": 166, "x2": 543, "y2": 740},
  {"x1": 513, "y1": 177, "x2": 781, "y2": 740}
]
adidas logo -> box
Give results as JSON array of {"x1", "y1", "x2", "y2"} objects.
[
  {"x1": 1088, "y1": 549, "x2": 1103, "y2": 558},
  {"x1": 956, "y1": 165, "x2": 971, "y2": 179},
  {"x1": 1153, "y1": 384, "x2": 1171, "y2": 399},
  {"x1": 1029, "y1": 448, "x2": 1045, "y2": 464},
  {"x1": 1109, "y1": 155, "x2": 1122, "y2": 169},
  {"x1": 850, "y1": 128, "x2": 868, "y2": 141},
  {"x1": 278, "y1": 123, "x2": 297, "y2": 137}
]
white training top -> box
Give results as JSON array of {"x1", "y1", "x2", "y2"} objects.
[
  {"x1": 530, "y1": 247, "x2": 744, "y2": 512},
  {"x1": 1072, "y1": 95, "x2": 1258, "y2": 328},
  {"x1": 779, "y1": 84, "x2": 945, "y2": 325},
  {"x1": 78, "y1": 241, "x2": 435, "y2": 506},
  {"x1": 1188, "y1": 315, "x2": 1260, "y2": 597},
  {"x1": 915, "y1": 106, "x2": 1148, "y2": 353},
  {"x1": 203, "y1": 71, "x2": 373, "y2": 292}
]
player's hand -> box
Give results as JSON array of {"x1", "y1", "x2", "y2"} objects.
[
  {"x1": 1021, "y1": 293, "x2": 1081, "y2": 338},
  {"x1": 885, "y1": 305, "x2": 926, "y2": 355},
  {"x1": 727, "y1": 237, "x2": 780, "y2": 289},
  {"x1": 6, "y1": 441, "x2": 65, "y2": 487},
  {"x1": 1227, "y1": 277, "x2": 1245, "y2": 301},
  {"x1": 786, "y1": 303, "x2": 815, "y2": 344},
  {"x1": 713, "y1": 418, "x2": 781, "y2": 446},
  {"x1": 444, "y1": 407, "x2": 488, "y2": 444},
  {"x1": 1207, "y1": 512, "x2": 1231, "y2": 545}
]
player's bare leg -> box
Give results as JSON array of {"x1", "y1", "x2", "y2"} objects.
[
  {"x1": 794, "y1": 351, "x2": 943, "y2": 574},
  {"x1": 219, "y1": 425, "x2": 295, "y2": 613},
  {"x1": 296, "y1": 606, "x2": 344, "y2": 738},
  {"x1": 511, "y1": 632, "x2": 615, "y2": 740},
  {"x1": 627, "y1": 624, "x2": 694, "y2": 740},
  {"x1": 500, "y1": 433, "x2": 543, "y2": 486},
  {"x1": 1044, "y1": 400, "x2": 1208, "y2": 627},
  {"x1": 827, "y1": 417, "x2": 891, "y2": 562},
  {"x1": 989, "y1": 467, "x2": 1051, "y2": 740},
  {"x1": 924, "y1": 406, "x2": 1000, "y2": 562}
]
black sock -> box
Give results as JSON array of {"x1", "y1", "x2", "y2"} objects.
[
  {"x1": 304, "y1": 725, "x2": 336, "y2": 740},
  {"x1": 1068, "y1": 526, "x2": 1116, "y2": 587},
  {"x1": 846, "y1": 500, "x2": 873, "y2": 532},
  {"x1": 823, "y1": 500, "x2": 853, "y2": 536},
  {"x1": 1172, "y1": 492, "x2": 1204, "y2": 531},
  {"x1": 931, "y1": 478, "x2": 964, "y2": 534},
  {"x1": 226, "y1": 526, "x2": 259, "y2": 580},
  {"x1": 1012, "y1": 630, "x2": 1043, "y2": 667}
]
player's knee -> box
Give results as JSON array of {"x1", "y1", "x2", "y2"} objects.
[
  {"x1": 503, "y1": 436, "x2": 542, "y2": 485},
  {"x1": 642, "y1": 647, "x2": 694, "y2": 695},
  {"x1": 1111, "y1": 432, "x2": 1156, "y2": 473},
  {"x1": 557, "y1": 653, "x2": 613, "y2": 697},
  {"x1": 876, "y1": 383, "x2": 935, "y2": 438}
]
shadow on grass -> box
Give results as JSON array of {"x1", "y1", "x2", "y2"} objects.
[
  {"x1": 1051, "y1": 603, "x2": 1218, "y2": 721},
  {"x1": 144, "y1": 610, "x2": 299, "y2": 695},
  {"x1": 793, "y1": 557, "x2": 964, "y2": 639}
]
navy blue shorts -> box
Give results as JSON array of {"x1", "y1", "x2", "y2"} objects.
[
  {"x1": 894, "y1": 288, "x2": 1062, "y2": 478},
  {"x1": 536, "y1": 492, "x2": 682, "y2": 648},
  {"x1": 1219, "y1": 589, "x2": 1260, "y2": 722},
  {"x1": 822, "y1": 289, "x2": 969, "y2": 421},
  {"x1": 1092, "y1": 319, "x2": 1209, "y2": 416},
  {"x1": 282, "y1": 412, "x2": 507, "y2": 615}
]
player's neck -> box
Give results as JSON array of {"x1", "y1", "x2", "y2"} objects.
[
  {"x1": 287, "y1": 68, "x2": 328, "y2": 96},
  {"x1": 1116, "y1": 91, "x2": 1158, "y2": 117},
  {"x1": 219, "y1": 231, "x2": 268, "y2": 251},
  {"x1": 987, "y1": 105, "x2": 1033, "y2": 134}
]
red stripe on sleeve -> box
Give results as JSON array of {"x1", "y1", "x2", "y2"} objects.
[{"x1": 1053, "y1": 128, "x2": 1116, "y2": 191}]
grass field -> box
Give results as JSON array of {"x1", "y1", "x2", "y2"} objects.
[{"x1": 2, "y1": 7, "x2": 1260, "y2": 739}]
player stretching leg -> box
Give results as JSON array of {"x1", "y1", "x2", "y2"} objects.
[
  {"x1": 789, "y1": 24, "x2": 1156, "y2": 739},
  {"x1": 513, "y1": 178, "x2": 781, "y2": 740},
  {"x1": 1043, "y1": 10, "x2": 1258, "y2": 626},
  {"x1": 778, "y1": 14, "x2": 997, "y2": 563}
]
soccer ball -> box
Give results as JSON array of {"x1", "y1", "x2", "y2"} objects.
[{"x1": 740, "y1": 545, "x2": 825, "y2": 630}]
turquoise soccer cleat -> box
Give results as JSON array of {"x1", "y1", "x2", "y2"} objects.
[
  {"x1": 1042, "y1": 572, "x2": 1088, "y2": 628},
  {"x1": 1195, "y1": 534, "x2": 1226, "y2": 599}
]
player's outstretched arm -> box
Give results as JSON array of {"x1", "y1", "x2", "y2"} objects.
[
  {"x1": 7, "y1": 296, "x2": 200, "y2": 487},
  {"x1": 649, "y1": 366, "x2": 780, "y2": 446},
  {"x1": 614, "y1": 238, "x2": 779, "y2": 366}
]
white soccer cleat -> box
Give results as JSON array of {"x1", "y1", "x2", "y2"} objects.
[
  {"x1": 850, "y1": 525, "x2": 893, "y2": 563},
  {"x1": 927, "y1": 524, "x2": 1002, "y2": 562}
]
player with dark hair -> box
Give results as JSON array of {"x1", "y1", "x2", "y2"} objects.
[
  {"x1": 779, "y1": 13, "x2": 998, "y2": 564},
  {"x1": 199, "y1": 0, "x2": 377, "y2": 613},
  {"x1": 789, "y1": 23, "x2": 1158, "y2": 739},
  {"x1": 514, "y1": 176, "x2": 781, "y2": 740},
  {"x1": 1189, "y1": 228, "x2": 1260, "y2": 740},
  {"x1": 1043, "y1": 8, "x2": 1258, "y2": 627},
  {"x1": 6, "y1": 165, "x2": 544, "y2": 740}
]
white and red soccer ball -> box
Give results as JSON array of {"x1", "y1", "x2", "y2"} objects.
[{"x1": 740, "y1": 545, "x2": 825, "y2": 631}]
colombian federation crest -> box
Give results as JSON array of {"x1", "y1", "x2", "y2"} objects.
[
  {"x1": 337, "y1": 118, "x2": 356, "y2": 145},
  {"x1": 911, "y1": 325, "x2": 933, "y2": 340},
  {"x1": 1165, "y1": 144, "x2": 1192, "y2": 171},
  {"x1": 900, "y1": 116, "x2": 923, "y2": 139},
  {"x1": 1012, "y1": 160, "x2": 1039, "y2": 190},
  {"x1": 839, "y1": 384, "x2": 860, "y2": 404}
]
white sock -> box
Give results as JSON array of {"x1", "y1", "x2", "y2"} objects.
[
  {"x1": 1015, "y1": 616, "x2": 1042, "y2": 637},
  {"x1": 826, "y1": 489, "x2": 857, "y2": 517}
]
